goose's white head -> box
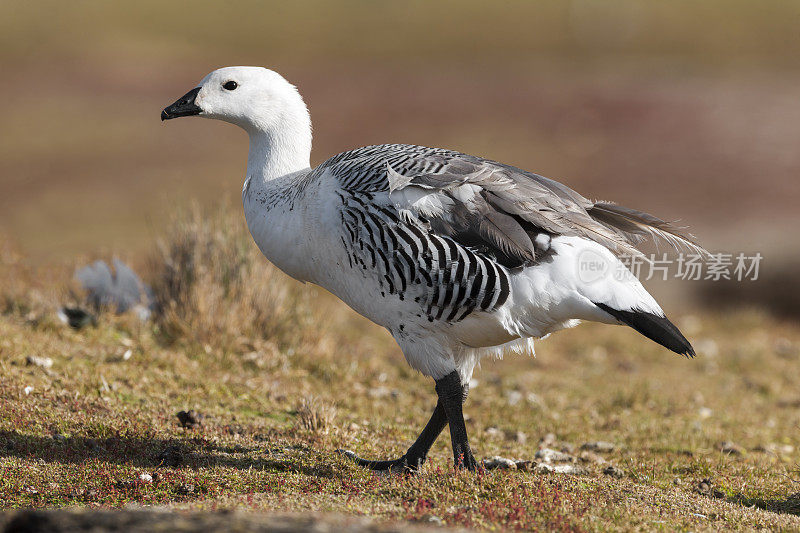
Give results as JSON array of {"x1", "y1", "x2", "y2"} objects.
[
  {"x1": 162, "y1": 66, "x2": 312, "y2": 175},
  {"x1": 162, "y1": 66, "x2": 309, "y2": 132}
]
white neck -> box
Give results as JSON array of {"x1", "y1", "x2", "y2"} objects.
[
  {"x1": 245, "y1": 107, "x2": 312, "y2": 183},
  {"x1": 241, "y1": 102, "x2": 315, "y2": 282}
]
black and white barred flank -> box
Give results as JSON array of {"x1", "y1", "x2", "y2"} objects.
[{"x1": 338, "y1": 191, "x2": 510, "y2": 323}]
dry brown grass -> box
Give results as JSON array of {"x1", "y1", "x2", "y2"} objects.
[
  {"x1": 148, "y1": 206, "x2": 308, "y2": 348},
  {"x1": 295, "y1": 395, "x2": 337, "y2": 433}
]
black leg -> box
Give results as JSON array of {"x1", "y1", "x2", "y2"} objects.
[
  {"x1": 340, "y1": 381, "x2": 470, "y2": 473},
  {"x1": 435, "y1": 370, "x2": 477, "y2": 471}
]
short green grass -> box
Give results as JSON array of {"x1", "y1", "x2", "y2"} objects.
[{"x1": 1, "y1": 214, "x2": 798, "y2": 531}]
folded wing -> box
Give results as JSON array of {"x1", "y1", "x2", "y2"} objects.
[{"x1": 323, "y1": 143, "x2": 705, "y2": 270}]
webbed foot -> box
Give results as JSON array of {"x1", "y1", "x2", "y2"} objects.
[{"x1": 337, "y1": 449, "x2": 422, "y2": 473}]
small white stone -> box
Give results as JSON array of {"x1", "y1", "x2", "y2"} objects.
[
  {"x1": 482, "y1": 456, "x2": 517, "y2": 470},
  {"x1": 506, "y1": 390, "x2": 523, "y2": 406},
  {"x1": 552, "y1": 464, "x2": 587, "y2": 475},
  {"x1": 26, "y1": 355, "x2": 53, "y2": 369},
  {"x1": 579, "y1": 450, "x2": 607, "y2": 464},
  {"x1": 122, "y1": 349, "x2": 133, "y2": 361},
  {"x1": 580, "y1": 441, "x2": 616, "y2": 453},
  {"x1": 535, "y1": 448, "x2": 573, "y2": 463},
  {"x1": 139, "y1": 473, "x2": 153, "y2": 483},
  {"x1": 526, "y1": 393, "x2": 545, "y2": 407},
  {"x1": 484, "y1": 426, "x2": 503, "y2": 439},
  {"x1": 698, "y1": 407, "x2": 713, "y2": 419}
]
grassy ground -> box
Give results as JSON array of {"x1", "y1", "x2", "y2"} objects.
[
  {"x1": 2, "y1": 4, "x2": 800, "y2": 529},
  {"x1": 1, "y1": 212, "x2": 798, "y2": 531}
]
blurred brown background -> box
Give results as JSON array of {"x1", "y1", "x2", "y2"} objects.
[{"x1": 1, "y1": 1, "x2": 798, "y2": 308}]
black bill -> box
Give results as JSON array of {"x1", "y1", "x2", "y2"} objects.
[{"x1": 161, "y1": 87, "x2": 202, "y2": 121}]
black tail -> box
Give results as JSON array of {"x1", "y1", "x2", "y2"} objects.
[{"x1": 595, "y1": 303, "x2": 695, "y2": 358}]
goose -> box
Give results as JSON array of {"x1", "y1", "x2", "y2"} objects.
[{"x1": 162, "y1": 66, "x2": 704, "y2": 472}]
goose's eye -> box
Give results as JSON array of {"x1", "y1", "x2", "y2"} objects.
[{"x1": 223, "y1": 81, "x2": 238, "y2": 91}]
